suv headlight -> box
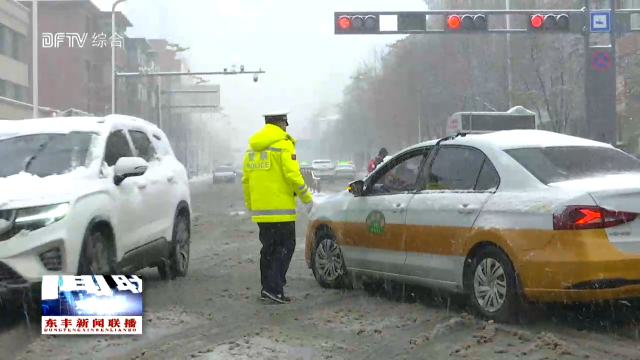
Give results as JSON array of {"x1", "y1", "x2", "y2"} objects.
[{"x1": 14, "y1": 203, "x2": 70, "y2": 231}]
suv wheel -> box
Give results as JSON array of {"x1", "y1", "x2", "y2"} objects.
[
  {"x1": 466, "y1": 246, "x2": 521, "y2": 323},
  {"x1": 158, "y1": 213, "x2": 190, "y2": 279},
  {"x1": 78, "y1": 229, "x2": 117, "y2": 275},
  {"x1": 311, "y1": 237, "x2": 350, "y2": 289}
]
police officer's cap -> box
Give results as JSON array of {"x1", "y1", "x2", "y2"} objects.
[{"x1": 263, "y1": 111, "x2": 289, "y2": 126}]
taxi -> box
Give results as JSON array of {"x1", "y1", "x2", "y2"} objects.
[{"x1": 305, "y1": 108, "x2": 640, "y2": 322}]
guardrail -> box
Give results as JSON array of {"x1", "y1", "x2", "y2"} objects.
[{"x1": 301, "y1": 167, "x2": 321, "y2": 192}]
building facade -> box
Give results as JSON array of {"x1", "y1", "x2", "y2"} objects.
[
  {"x1": 0, "y1": 0, "x2": 31, "y2": 118},
  {"x1": 19, "y1": 0, "x2": 131, "y2": 115}
]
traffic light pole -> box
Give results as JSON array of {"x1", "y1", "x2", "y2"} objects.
[{"x1": 335, "y1": 9, "x2": 640, "y2": 145}]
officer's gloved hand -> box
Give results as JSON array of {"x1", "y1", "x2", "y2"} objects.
[{"x1": 304, "y1": 201, "x2": 314, "y2": 214}]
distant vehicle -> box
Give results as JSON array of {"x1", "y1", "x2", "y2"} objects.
[
  {"x1": 0, "y1": 115, "x2": 192, "y2": 305},
  {"x1": 213, "y1": 166, "x2": 236, "y2": 184},
  {"x1": 311, "y1": 159, "x2": 335, "y2": 180},
  {"x1": 334, "y1": 161, "x2": 357, "y2": 180}
]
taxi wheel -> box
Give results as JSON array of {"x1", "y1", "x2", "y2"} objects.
[
  {"x1": 466, "y1": 246, "x2": 521, "y2": 323},
  {"x1": 311, "y1": 237, "x2": 350, "y2": 289}
]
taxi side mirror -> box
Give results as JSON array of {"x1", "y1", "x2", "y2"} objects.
[{"x1": 348, "y1": 180, "x2": 364, "y2": 196}]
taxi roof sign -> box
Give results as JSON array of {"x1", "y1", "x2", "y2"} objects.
[{"x1": 445, "y1": 106, "x2": 536, "y2": 137}]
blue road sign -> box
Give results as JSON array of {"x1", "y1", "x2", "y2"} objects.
[
  {"x1": 591, "y1": 49, "x2": 612, "y2": 71},
  {"x1": 590, "y1": 11, "x2": 611, "y2": 32}
]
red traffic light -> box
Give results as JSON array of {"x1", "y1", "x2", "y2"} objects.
[
  {"x1": 338, "y1": 16, "x2": 351, "y2": 29},
  {"x1": 531, "y1": 14, "x2": 544, "y2": 28},
  {"x1": 447, "y1": 15, "x2": 461, "y2": 29}
]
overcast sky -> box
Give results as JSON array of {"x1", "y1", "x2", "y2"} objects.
[{"x1": 92, "y1": 0, "x2": 427, "y2": 143}]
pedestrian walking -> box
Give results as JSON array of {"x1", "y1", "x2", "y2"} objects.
[{"x1": 242, "y1": 111, "x2": 314, "y2": 304}]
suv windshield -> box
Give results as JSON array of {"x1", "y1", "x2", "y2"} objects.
[
  {"x1": 215, "y1": 167, "x2": 234, "y2": 173},
  {"x1": 0, "y1": 132, "x2": 95, "y2": 178},
  {"x1": 505, "y1": 146, "x2": 640, "y2": 184}
]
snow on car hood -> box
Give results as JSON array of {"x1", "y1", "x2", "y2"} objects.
[
  {"x1": 0, "y1": 168, "x2": 98, "y2": 209},
  {"x1": 314, "y1": 190, "x2": 350, "y2": 204}
]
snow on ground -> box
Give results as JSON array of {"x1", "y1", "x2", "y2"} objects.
[
  {"x1": 5, "y1": 177, "x2": 640, "y2": 359},
  {"x1": 189, "y1": 174, "x2": 214, "y2": 183},
  {"x1": 192, "y1": 337, "x2": 317, "y2": 359}
]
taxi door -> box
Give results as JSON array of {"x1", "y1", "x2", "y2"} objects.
[
  {"x1": 403, "y1": 145, "x2": 497, "y2": 287},
  {"x1": 342, "y1": 148, "x2": 428, "y2": 275}
]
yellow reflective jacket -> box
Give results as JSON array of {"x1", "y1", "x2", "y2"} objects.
[{"x1": 242, "y1": 124, "x2": 313, "y2": 223}]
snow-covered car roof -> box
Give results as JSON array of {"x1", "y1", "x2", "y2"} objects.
[
  {"x1": 408, "y1": 130, "x2": 611, "y2": 151},
  {"x1": 0, "y1": 114, "x2": 159, "y2": 140}
]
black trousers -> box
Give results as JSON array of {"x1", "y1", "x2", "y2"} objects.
[{"x1": 257, "y1": 222, "x2": 296, "y2": 295}]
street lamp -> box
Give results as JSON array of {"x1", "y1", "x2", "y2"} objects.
[
  {"x1": 32, "y1": 0, "x2": 38, "y2": 118},
  {"x1": 112, "y1": 0, "x2": 128, "y2": 114}
]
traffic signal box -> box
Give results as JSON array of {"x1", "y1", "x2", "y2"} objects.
[
  {"x1": 526, "y1": 13, "x2": 584, "y2": 33},
  {"x1": 335, "y1": 14, "x2": 379, "y2": 34},
  {"x1": 444, "y1": 14, "x2": 488, "y2": 32}
]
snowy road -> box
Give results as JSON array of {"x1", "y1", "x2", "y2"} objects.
[{"x1": 2, "y1": 176, "x2": 640, "y2": 359}]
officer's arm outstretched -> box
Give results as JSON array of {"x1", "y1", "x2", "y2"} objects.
[
  {"x1": 241, "y1": 151, "x2": 251, "y2": 211},
  {"x1": 281, "y1": 143, "x2": 313, "y2": 206}
]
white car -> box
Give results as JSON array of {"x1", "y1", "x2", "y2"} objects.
[
  {"x1": 312, "y1": 159, "x2": 335, "y2": 179},
  {"x1": 305, "y1": 130, "x2": 640, "y2": 322},
  {"x1": 0, "y1": 115, "x2": 192, "y2": 301}
]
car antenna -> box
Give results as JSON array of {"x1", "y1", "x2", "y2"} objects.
[{"x1": 435, "y1": 132, "x2": 467, "y2": 146}]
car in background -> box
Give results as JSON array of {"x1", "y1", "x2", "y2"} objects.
[
  {"x1": 305, "y1": 129, "x2": 640, "y2": 323},
  {"x1": 311, "y1": 159, "x2": 335, "y2": 180},
  {"x1": 213, "y1": 165, "x2": 237, "y2": 184},
  {"x1": 334, "y1": 161, "x2": 357, "y2": 180},
  {"x1": 0, "y1": 115, "x2": 192, "y2": 305}
]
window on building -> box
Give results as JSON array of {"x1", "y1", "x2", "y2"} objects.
[
  {"x1": 93, "y1": 64, "x2": 102, "y2": 83},
  {"x1": 3, "y1": 27, "x2": 14, "y2": 59},
  {"x1": 12, "y1": 32, "x2": 24, "y2": 62},
  {"x1": 85, "y1": 59, "x2": 91, "y2": 82},
  {"x1": 14, "y1": 85, "x2": 27, "y2": 103},
  {"x1": 4, "y1": 81, "x2": 15, "y2": 100},
  {"x1": 0, "y1": 25, "x2": 5, "y2": 57},
  {"x1": 86, "y1": 16, "x2": 92, "y2": 35}
]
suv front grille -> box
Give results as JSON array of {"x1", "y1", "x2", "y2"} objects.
[{"x1": 0, "y1": 261, "x2": 29, "y2": 289}]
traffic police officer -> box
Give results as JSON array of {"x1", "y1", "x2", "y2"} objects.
[{"x1": 242, "y1": 111, "x2": 314, "y2": 304}]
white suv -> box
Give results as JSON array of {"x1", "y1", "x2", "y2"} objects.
[
  {"x1": 311, "y1": 159, "x2": 335, "y2": 180},
  {"x1": 0, "y1": 115, "x2": 191, "y2": 300}
]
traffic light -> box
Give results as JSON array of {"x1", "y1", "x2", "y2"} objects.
[
  {"x1": 528, "y1": 14, "x2": 570, "y2": 31},
  {"x1": 444, "y1": 14, "x2": 488, "y2": 32},
  {"x1": 335, "y1": 14, "x2": 379, "y2": 34}
]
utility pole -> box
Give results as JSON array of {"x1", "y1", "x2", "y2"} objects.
[
  {"x1": 416, "y1": 90, "x2": 422, "y2": 143},
  {"x1": 584, "y1": 0, "x2": 591, "y2": 138},
  {"x1": 610, "y1": 0, "x2": 618, "y2": 143},
  {"x1": 32, "y1": 0, "x2": 38, "y2": 118},
  {"x1": 505, "y1": 0, "x2": 512, "y2": 108}
]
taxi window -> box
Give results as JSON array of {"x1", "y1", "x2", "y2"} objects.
[
  {"x1": 505, "y1": 146, "x2": 640, "y2": 184},
  {"x1": 423, "y1": 146, "x2": 486, "y2": 191},
  {"x1": 475, "y1": 159, "x2": 500, "y2": 191},
  {"x1": 370, "y1": 153, "x2": 425, "y2": 194}
]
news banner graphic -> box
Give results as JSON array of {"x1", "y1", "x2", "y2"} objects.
[
  {"x1": 41, "y1": 32, "x2": 124, "y2": 48},
  {"x1": 40, "y1": 275, "x2": 143, "y2": 334},
  {"x1": 333, "y1": 6, "x2": 640, "y2": 146}
]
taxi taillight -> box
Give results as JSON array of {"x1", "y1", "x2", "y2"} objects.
[{"x1": 553, "y1": 205, "x2": 637, "y2": 230}]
